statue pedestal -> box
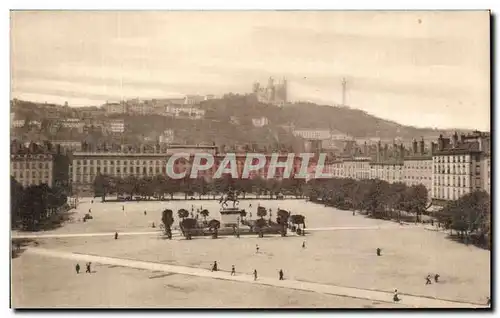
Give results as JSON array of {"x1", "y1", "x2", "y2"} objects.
[{"x1": 220, "y1": 207, "x2": 242, "y2": 227}]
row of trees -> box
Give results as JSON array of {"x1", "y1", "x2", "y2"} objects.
[
  {"x1": 93, "y1": 174, "x2": 306, "y2": 201},
  {"x1": 434, "y1": 190, "x2": 491, "y2": 248},
  {"x1": 11, "y1": 176, "x2": 68, "y2": 231},
  {"x1": 305, "y1": 177, "x2": 491, "y2": 249},
  {"x1": 304, "y1": 178, "x2": 429, "y2": 222}
]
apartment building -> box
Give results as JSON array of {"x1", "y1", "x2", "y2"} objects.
[
  {"x1": 431, "y1": 133, "x2": 485, "y2": 204},
  {"x1": 403, "y1": 139, "x2": 433, "y2": 196},
  {"x1": 369, "y1": 161, "x2": 404, "y2": 184},
  {"x1": 343, "y1": 157, "x2": 371, "y2": 180}
]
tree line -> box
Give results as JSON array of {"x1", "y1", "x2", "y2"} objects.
[
  {"x1": 304, "y1": 178, "x2": 430, "y2": 222},
  {"x1": 93, "y1": 174, "x2": 306, "y2": 201},
  {"x1": 11, "y1": 176, "x2": 68, "y2": 231},
  {"x1": 305, "y1": 177, "x2": 491, "y2": 249}
]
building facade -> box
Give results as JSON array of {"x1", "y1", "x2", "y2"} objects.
[
  {"x1": 403, "y1": 139, "x2": 433, "y2": 196},
  {"x1": 108, "y1": 119, "x2": 125, "y2": 133},
  {"x1": 431, "y1": 133, "x2": 484, "y2": 204},
  {"x1": 369, "y1": 162, "x2": 404, "y2": 184},
  {"x1": 343, "y1": 157, "x2": 371, "y2": 180},
  {"x1": 11, "y1": 152, "x2": 55, "y2": 187}
]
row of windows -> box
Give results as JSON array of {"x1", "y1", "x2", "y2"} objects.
[
  {"x1": 433, "y1": 188, "x2": 471, "y2": 200},
  {"x1": 76, "y1": 166, "x2": 167, "y2": 174},
  {"x1": 12, "y1": 162, "x2": 50, "y2": 169},
  {"x1": 405, "y1": 176, "x2": 431, "y2": 180},
  {"x1": 434, "y1": 155, "x2": 470, "y2": 163},
  {"x1": 12, "y1": 171, "x2": 50, "y2": 179},
  {"x1": 76, "y1": 159, "x2": 167, "y2": 166}
]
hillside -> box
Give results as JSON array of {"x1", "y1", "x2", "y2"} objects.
[{"x1": 10, "y1": 96, "x2": 467, "y2": 148}]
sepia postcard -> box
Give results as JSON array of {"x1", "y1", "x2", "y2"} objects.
[{"x1": 10, "y1": 10, "x2": 491, "y2": 309}]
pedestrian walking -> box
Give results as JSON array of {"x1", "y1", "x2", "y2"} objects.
[
  {"x1": 425, "y1": 275, "x2": 432, "y2": 285},
  {"x1": 253, "y1": 269, "x2": 258, "y2": 281},
  {"x1": 376, "y1": 248, "x2": 382, "y2": 256},
  {"x1": 88, "y1": 208, "x2": 91, "y2": 213},
  {"x1": 152, "y1": 222, "x2": 155, "y2": 228},
  {"x1": 75, "y1": 263, "x2": 80, "y2": 274},
  {"x1": 279, "y1": 269, "x2": 284, "y2": 280},
  {"x1": 114, "y1": 232, "x2": 118, "y2": 240},
  {"x1": 393, "y1": 289, "x2": 400, "y2": 302},
  {"x1": 249, "y1": 203, "x2": 252, "y2": 208},
  {"x1": 434, "y1": 274, "x2": 440, "y2": 283},
  {"x1": 144, "y1": 210, "x2": 147, "y2": 215},
  {"x1": 122, "y1": 205, "x2": 124, "y2": 211},
  {"x1": 302, "y1": 241, "x2": 306, "y2": 249},
  {"x1": 231, "y1": 265, "x2": 236, "y2": 276},
  {"x1": 91, "y1": 200, "x2": 94, "y2": 204},
  {"x1": 211, "y1": 261, "x2": 218, "y2": 272},
  {"x1": 353, "y1": 211, "x2": 355, "y2": 216},
  {"x1": 256, "y1": 244, "x2": 260, "y2": 253},
  {"x1": 86, "y1": 262, "x2": 91, "y2": 273}
]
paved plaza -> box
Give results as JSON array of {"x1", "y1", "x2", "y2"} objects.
[{"x1": 11, "y1": 198, "x2": 490, "y2": 308}]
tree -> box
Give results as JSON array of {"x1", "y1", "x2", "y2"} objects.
[
  {"x1": 257, "y1": 206, "x2": 267, "y2": 219},
  {"x1": 180, "y1": 218, "x2": 197, "y2": 240},
  {"x1": 208, "y1": 219, "x2": 221, "y2": 239},
  {"x1": 161, "y1": 209, "x2": 174, "y2": 239},
  {"x1": 192, "y1": 177, "x2": 208, "y2": 199},
  {"x1": 290, "y1": 214, "x2": 306, "y2": 236},
  {"x1": 276, "y1": 209, "x2": 290, "y2": 237},
  {"x1": 11, "y1": 177, "x2": 24, "y2": 228},
  {"x1": 200, "y1": 209, "x2": 210, "y2": 222},
  {"x1": 406, "y1": 184, "x2": 428, "y2": 223},
  {"x1": 178, "y1": 208, "x2": 189, "y2": 220},
  {"x1": 255, "y1": 218, "x2": 267, "y2": 238}
]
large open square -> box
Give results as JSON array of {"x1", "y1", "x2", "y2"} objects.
[{"x1": 11, "y1": 198, "x2": 490, "y2": 308}]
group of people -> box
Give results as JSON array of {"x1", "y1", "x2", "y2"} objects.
[
  {"x1": 209, "y1": 241, "x2": 306, "y2": 282},
  {"x1": 211, "y1": 261, "x2": 285, "y2": 282},
  {"x1": 425, "y1": 274, "x2": 440, "y2": 285},
  {"x1": 75, "y1": 262, "x2": 92, "y2": 274}
]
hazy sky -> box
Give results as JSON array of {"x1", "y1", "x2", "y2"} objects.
[{"x1": 11, "y1": 11, "x2": 490, "y2": 130}]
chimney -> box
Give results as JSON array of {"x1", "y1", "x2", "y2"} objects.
[
  {"x1": 376, "y1": 141, "x2": 381, "y2": 162},
  {"x1": 478, "y1": 138, "x2": 483, "y2": 152},
  {"x1": 412, "y1": 139, "x2": 418, "y2": 154},
  {"x1": 438, "y1": 134, "x2": 444, "y2": 151},
  {"x1": 460, "y1": 134, "x2": 465, "y2": 143},
  {"x1": 363, "y1": 142, "x2": 368, "y2": 155},
  {"x1": 383, "y1": 144, "x2": 388, "y2": 160},
  {"x1": 452, "y1": 132, "x2": 459, "y2": 147},
  {"x1": 419, "y1": 138, "x2": 425, "y2": 154},
  {"x1": 399, "y1": 144, "x2": 405, "y2": 160},
  {"x1": 431, "y1": 142, "x2": 437, "y2": 155}
]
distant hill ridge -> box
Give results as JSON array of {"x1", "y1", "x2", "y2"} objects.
[{"x1": 10, "y1": 96, "x2": 471, "y2": 146}]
